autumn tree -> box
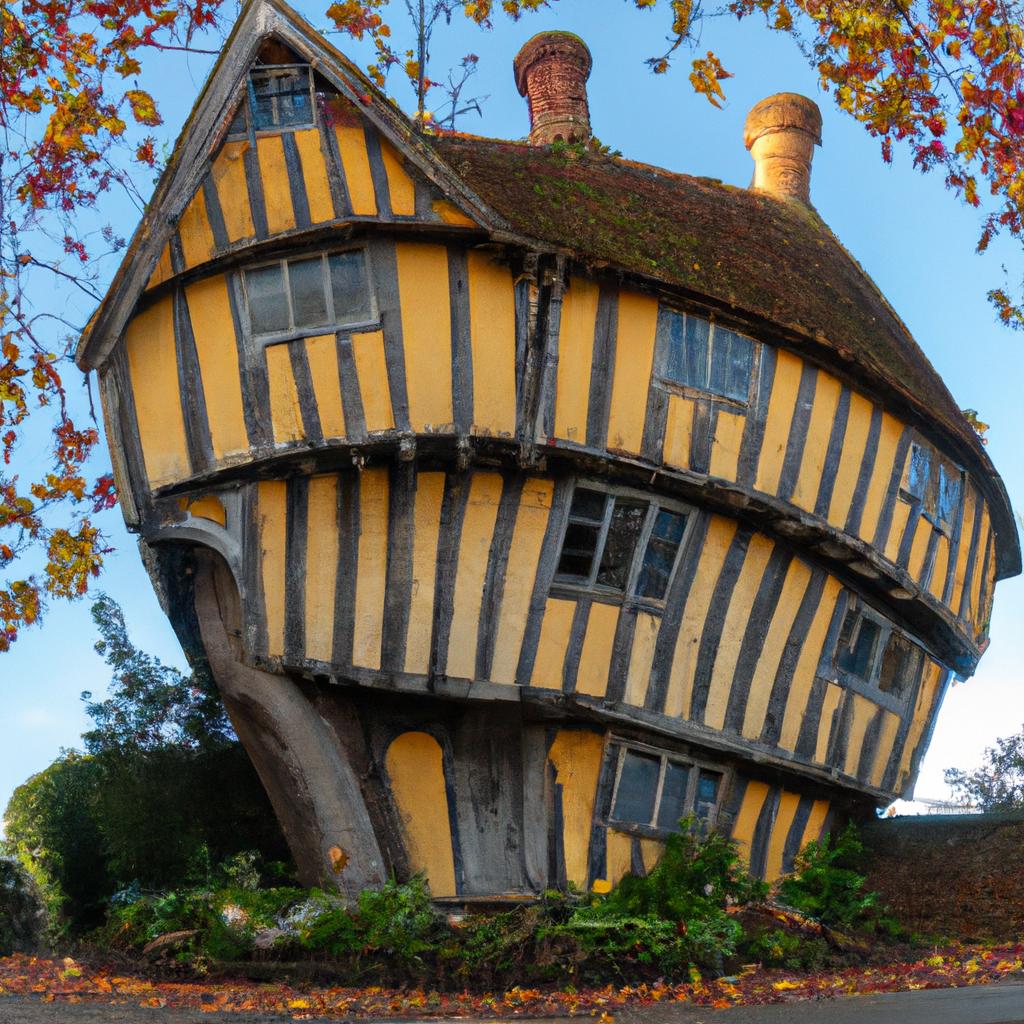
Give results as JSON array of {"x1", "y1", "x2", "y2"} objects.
[{"x1": 3, "y1": 0, "x2": 1022, "y2": 649}]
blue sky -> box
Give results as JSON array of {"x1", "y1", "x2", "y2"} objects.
[{"x1": 2, "y1": 0, "x2": 1022, "y2": 816}]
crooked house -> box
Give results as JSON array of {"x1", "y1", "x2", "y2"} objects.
[{"x1": 78, "y1": 0, "x2": 1019, "y2": 902}]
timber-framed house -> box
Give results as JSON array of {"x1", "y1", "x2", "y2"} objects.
[{"x1": 78, "y1": 0, "x2": 1020, "y2": 901}]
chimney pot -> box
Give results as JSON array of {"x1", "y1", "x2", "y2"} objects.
[
  {"x1": 744, "y1": 93, "x2": 822, "y2": 204},
  {"x1": 514, "y1": 31, "x2": 592, "y2": 146}
]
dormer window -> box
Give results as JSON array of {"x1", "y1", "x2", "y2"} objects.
[
  {"x1": 661, "y1": 310, "x2": 756, "y2": 404},
  {"x1": 227, "y1": 63, "x2": 317, "y2": 137},
  {"x1": 242, "y1": 249, "x2": 375, "y2": 343}
]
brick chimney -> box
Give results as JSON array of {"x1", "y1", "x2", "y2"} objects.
[
  {"x1": 744, "y1": 93, "x2": 822, "y2": 204},
  {"x1": 514, "y1": 31, "x2": 592, "y2": 146}
]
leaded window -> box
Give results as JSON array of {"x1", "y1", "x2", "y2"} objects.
[
  {"x1": 662, "y1": 310, "x2": 756, "y2": 404},
  {"x1": 555, "y1": 486, "x2": 689, "y2": 601},
  {"x1": 242, "y1": 250, "x2": 374, "y2": 341},
  {"x1": 607, "y1": 742, "x2": 723, "y2": 835},
  {"x1": 903, "y1": 440, "x2": 963, "y2": 532},
  {"x1": 228, "y1": 64, "x2": 317, "y2": 137}
]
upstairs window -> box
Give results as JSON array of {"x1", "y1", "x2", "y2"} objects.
[
  {"x1": 243, "y1": 250, "x2": 374, "y2": 341},
  {"x1": 662, "y1": 310, "x2": 756, "y2": 404},
  {"x1": 555, "y1": 486, "x2": 689, "y2": 601},
  {"x1": 903, "y1": 440, "x2": 962, "y2": 531},
  {"x1": 608, "y1": 742, "x2": 723, "y2": 835},
  {"x1": 831, "y1": 599, "x2": 925, "y2": 701},
  {"x1": 227, "y1": 63, "x2": 317, "y2": 137}
]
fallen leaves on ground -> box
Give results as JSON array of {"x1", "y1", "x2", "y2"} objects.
[{"x1": 0, "y1": 944, "x2": 1021, "y2": 1018}]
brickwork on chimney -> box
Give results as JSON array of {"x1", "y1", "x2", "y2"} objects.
[{"x1": 514, "y1": 32, "x2": 592, "y2": 146}]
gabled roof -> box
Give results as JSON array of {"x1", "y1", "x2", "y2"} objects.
[{"x1": 76, "y1": 0, "x2": 504, "y2": 371}]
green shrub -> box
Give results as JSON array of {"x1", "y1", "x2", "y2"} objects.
[{"x1": 777, "y1": 823, "x2": 892, "y2": 933}]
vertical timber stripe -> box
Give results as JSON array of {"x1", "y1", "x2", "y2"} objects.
[
  {"x1": 226, "y1": 272, "x2": 273, "y2": 449},
  {"x1": 604, "y1": 607, "x2": 639, "y2": 703},
  {"x1": 212, "y1": 141, "x2": 255, "y2": 243},
  {"x1": 561, "y1": 599, "x2": 592, "y2": 694},
  {"x1": 645, "y1": 514, "x2": 712, "y2": 713},
  {"x1": 242, "y1": 143, "x2": 269, "y2": 239},
  {"x1": 447, "y1": 248, "x2": 474, "y2": 433},
  {"x1": 446, "y1": 473, "x2": 503, "y2": 680},
  {"x1": 857, "y1": 412, "x2": 903, "y2": 543},
  {"x1": 513, "y1": 276, "x2": 532, "y2": 436},
  {"x1": 372, "y1": 244, "x2": 413, "y2": 437},
  {"x1": 776, "y1": 363, "x2": 818, "y2": 502},
  {"x1": 742, "y1": 558, "x2": 814, "y2": 741},
  {"x1": 490, "y1": 478, "x2": 556, "y2": 684},
  {"x1": 292, "y1": 128, "x2": 335, "y2": 224},
  {"x1": 737, "y1": 346, "x2": 776, "y2": 487},
  {"x1": 169, "y1": 232, "x2": 186, "y2": 275},
  {"x1": 429, "y1": 473, "x2": 471, "y2": 678},
  {"x1": 362, "y1": 127, "x2": 393, "y2": 218},
  {"x1": 304, "y1": 475, "x2": 340, "y2": 663},
  {"x1": 872, "y1": 427, "x2": 913, "y2": 550},
  {"x1": 957, "y1": 493, "x2": 984, "y2": 620},
  {"x1": 475, "y1": 476, "x2": 525, "y2": 680},
  {"x1": 792, "y1": 370, "x2": 843, "y2": 511},
  {"x1": 856, "y1": 706, "x2": 886, "y2": 783},
  {"x1": 765, "y1": 790, "x2": 801, "y2": 881},
  {"x1": 723, "y1": 546, "x2": 794, "y2": 733},
  {"x1": 663, "y1": 516, "x2": 740, "y2": 719},
  {"x1": 758, "y1": 568, "x2": 826, "y2": 746},
  {"x1": 606, "y1": 291, "x2": 658, "y2": 454},
  {"x1": 801, "y1": 800, "x2": 830, "y2": 848},
  {"x1": 381, "y1": 462, "x2": 416, "y2": 673},
  {"x1": 688, "y1": 527, "x2": 754, "y2": 724},
  {"x1": 173, "y1": 287, "x2": 214, "y2": 473},
  {"x1": 731, "y1": 780, "x2": 770, "y2": 868},
  {"x1": 319, "y1": 116, "x2": 353, "y2": 217},
  {"x1": 516, "y1": 478, "x2": 574, "y2": 685},
  {"x1": 942, "y1": 486, "x2": 968, "y2": 606},
  {"x1": 405, "y1": 472, "x2": 446, "y2": 674},
  {"x1": 552, "y1": 278, "x2": 598, "y2": 442},
  {"x1": 813, "y1": 385, "x2": 851, "y2": 518},
  {"x1": 689, "y1": 398, "x2": 713, "y2": 474},
  {"x1": 843, "y1": 403, "x2": 884, "y2": 534},
  {"x1": 331, "y1": 472, "x2": 360, "y2": 666},
  {"x1": 281, "y1": 132, "x2": 312, "y2": 230},
  {"x1": 640, "y1": 308, "x2": 674, "y2": 462},
  {"x1": 748, "y1": 786, "x2": 780, "y2": 880},
  {"x1": 353, "y1": 468, "x2": 389, "y2": 670},
  {"x1": 242, "y1": 483, "x2": 268, "y2": 654},
  {"x1": 701, "y1": 532, "x2": 776, "y2": 730},
  {"x1": 259, "y1": 480, "x2": 288, "y2": 658},
  {"x1": 201, "y1": 177, "x2": 229, "y2": 250},
  {"x1": 755, "y1": 349, "x2": 803, "y2": 495},
  {"x1": 585, "y1": 286, "x2": 618, "y2": 449},
  {"x1": 781, "y1": 795, "x2": 815, "y2": 875},
  {"x1": 335, "y1": 334, "x2": 367, "y2": 437},
  {"x1": 287, "y1": 340, "x2": 323, "y2": 441},
  {"x1": 283, "y1": 476, "x2": 308, "y2": 664}
]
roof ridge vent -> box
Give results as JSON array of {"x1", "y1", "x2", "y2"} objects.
[
  {"x1": 744, "y1": 92, "x2": 822, "y2": 204},
  {"x1": 514, "y1": 31, "x2": 592, "y2": 146}
]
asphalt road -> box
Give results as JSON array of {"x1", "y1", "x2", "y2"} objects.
[{"x1": 2, "y1": 984, "x2": 1024, "y2": 1022}]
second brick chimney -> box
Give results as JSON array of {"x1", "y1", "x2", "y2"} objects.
[{"x1": 514, "y1": 31, "x2": 592, "y2": 146}]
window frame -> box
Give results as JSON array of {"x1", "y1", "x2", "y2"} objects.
[
  {"x1": 551, "y1": 481, "x2": 695, "y2": 608},
  {"x1": 228, "y1": 63, "x2": 318, "y2": 139},
  {"x1": 604, "y1": 738, "x2": 728, "y2": 840},
  {"x1": 824, "y1": 594, "x2": 928, "y2": 711},
  {"x1": 900, "y1": 437, "x2": 964, "y2": 537},
  {"x1": 240, "y1": 246, "x2": 379, "y2": 348},
  {"x1": 656, "y1": 307, "x2": 760, "y2": 409}
]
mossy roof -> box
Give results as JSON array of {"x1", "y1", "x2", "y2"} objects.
[{"x1": 431, "y1": 133, "x2": 1018, "y2": 577}]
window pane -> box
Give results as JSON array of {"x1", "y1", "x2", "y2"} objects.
[
  {"x1": 251, "y1": 68, "x2": 313, "y2": 129},
  {"x1": 635, "y1": 509, "x2": 687, "y2": 600},
  {"x1": 695, "y1": 771, "x2": 721, "y2": 821},
  {"x1": 568, "y1": 487, "x2": 606, "y2": 523},
  {"x1": 596, "y1": 499, "x2": 647, "y2": 591},
  {"x1": 246, "y1": 263, "x2": 289, "y2": 334},
  {"x1": 329, "y1": 251, "x2": 371, "y2": 324},
  {"x1": 612, "y1": 751, "x2": 660, "y2": 825},
  {"x1": 937, "y1": 464, "x2": 961, "y2": 524},
  {"x1": 709, "y1": 327, "x2": 754, "y2": 402},
  {"x1": 655, "y1": 761, "x2": 690, "y2": 831},
  {"x1": 665, "y1": 312, "x2": 710, "y2": 389},
  {"x1": 836, "y1": 611, "x2": 880, "y2": 682},
  {"x1": 879, "y1": 633, "x2": 920, "y2": 698},
  {"x1": 289, "y1": 257, "x2": 329, "y2": 328},
  {"x1": 907, "y1": 443, "x2": 931, "y2": 503},
  {"x1": 556, "y1": 522, "x2": 601, "y2": 581}
]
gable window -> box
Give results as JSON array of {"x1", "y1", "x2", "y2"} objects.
[
  {"x1": 607, "y1": 742, "x2": 723, "y2": 835},
  {"x1": 903, "y1": 440, "x2": 963, "y2": 532},
  {"x1": 228, "y1": 64, "x2": 317, "y2": 137},
  {"x1": 662, "y1": 310, "x2": 756, "y2": 404},
  {"x1": 831, "y1": 598, "x2": 925, "y2": 701},
  {"x1": 243, "y1": 250, "x2": 374, "y2": 342},
  {"x1": 555, "y1": 486, "x2": 689, "y2": 601}
]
